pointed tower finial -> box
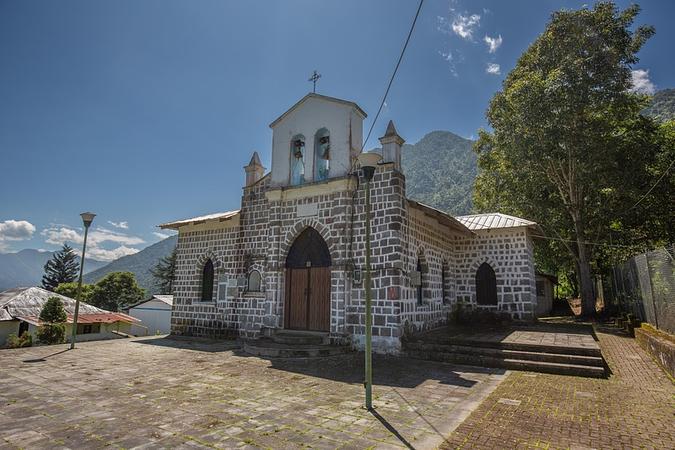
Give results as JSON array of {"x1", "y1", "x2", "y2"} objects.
[
  {"x1": 384, "y1": 120, "x2": 398, "y2": 137},
  {"x1": 379, "y1": 120, "x2": 404, "y2": 171},
  {"x1": 244, "y1": 151, "x2": 266, "y2": 187}
]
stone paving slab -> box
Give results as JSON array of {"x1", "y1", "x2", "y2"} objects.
[
  {"x1": 419, "y1": 325, "x2": 600, "y2": 353},
  {"x1": 0, "y1": 336, "x2": 506, "y2": 449},
  {"x1": 441, "y1": 324, "x2": 675, "y2": 449}
]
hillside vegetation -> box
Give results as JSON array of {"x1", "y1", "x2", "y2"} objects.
[
  {"x1": 401, "y1": 130, "x2": 477, "y2": 215},
  {"x1": 83, "y1": 235, "x2": 177, "y2": 295},
  {"x1": 643, "y1": 89, "x2": 675, "y2": 122}
]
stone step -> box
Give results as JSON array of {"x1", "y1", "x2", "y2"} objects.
[
  {"x1": 407, "y1": 338, "x2": 602, "y2": 357},
  {"x1": 407, "y1": 350, "x2": 605, "y2": 378},
  {"x1": 243, "y1": 339, "x2": 350, "y2": 358},
  {"x1": 405, "y1": 342, "x2": 604, "y2": 367},
  {"x1": 271, "y1": 330, "x2": 328, "y2": 346}
]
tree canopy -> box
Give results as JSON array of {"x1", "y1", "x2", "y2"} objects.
[
  {"x1": 42, "y1": 244, "x2": 79, "y2": 291},
  {"x1": 88, "y1": 271, "x2": 145, "y2": 311},
  {"x1": 473, "y1": 1, "x2": 672, "y2": 315},
  {"x1": 150, "y1": 247, "x2": 177, "y2": 295}
]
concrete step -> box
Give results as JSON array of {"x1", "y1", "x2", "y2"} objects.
[
  {"x1": 408, "y1": 337, "x2": 602, "y2": 357},
  {"x1": 407, "y1": 349, "x2": 605, "y2": 378},
  {"x1": 271, "y1": 330, "x2": 328, "y2": 345},
  {"x1": 243, "y1": 339, "x2": 350, "y2": 358},
  {"x1": 405, "y1": 342, "x2": 604, "y2": 367}
]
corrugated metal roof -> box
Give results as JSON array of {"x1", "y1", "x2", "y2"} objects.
[
  {"x1": 159, "y1": 210, "x2": 239, "y2": 230},
  {"x1": 152, "y1": 295, "x2": 173, "y2": 306},
  {"x1": 18, "y1": 312, "x2": 138, "y2": 326},
  {"x1": 455, "y1": 213, "x2": 538, "y2": 231},
  {"x1": 0, "y1": 287, "x2": 138, "y2": 324}
]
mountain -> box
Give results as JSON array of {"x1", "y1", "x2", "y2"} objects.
[
  {"x1": 643, "y1": 89, "x2": 675, "y2": 122},
  {"x1": 401, "y1": 130, "x2": 477, "y2": 215},
  {"x1": 0, "y1": 249, "x2": 107, "y2": 292},
  {"x1": 84, "y1": 235, "x2": 177, "y2": 295}
]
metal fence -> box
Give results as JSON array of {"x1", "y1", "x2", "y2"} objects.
[{"x1": 606, "y1": 245, "x2": 675, "y2": 334}]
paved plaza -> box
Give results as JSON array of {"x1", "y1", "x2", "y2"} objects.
[
  {"x1": 1, "y1": 324, "x2": 673, "y2": 449},
  {"x1": 442, "y1": 325, "x2": 675, "y2": 449},
  {"x1": 0, "y1": 336, "x2": 506, "y2": 449}
]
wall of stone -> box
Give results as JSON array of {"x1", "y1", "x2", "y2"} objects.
[
  {"x1": 398, "y1": 205, "x2": 461, "y2": 335},
  {"x1": 265, "y1": 177, "x2": 355, "y2": 342},
  {"x1": 346, "y1": 164, "x2": 408, "y2": 353},
  {"x1": 170, "y1": 162, "x2": 537, "y2": 345},
  {"x1": 455, "y1": 228, "x2": 537, "y2": 320}
]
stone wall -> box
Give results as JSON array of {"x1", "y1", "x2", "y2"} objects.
[
  {"x1": 346, "y1": 164, "x2": 407, "y2": 353},
  {"x1": 455, "y1": 228, "x2": 536, "y2": 320},
  {"x1": 398, "y1": 205, "x2": 459, "y2": 336},
  {"x1": 170, "y1": 161, "x2": 537, "y2": 346}
]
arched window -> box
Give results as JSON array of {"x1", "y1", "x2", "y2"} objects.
[
  {"x1": 416, "y1": 256, "x2": 426, "y2": 305},
  {"x1": 201, "y1": 259, "x2": 214, "y2": 301},
  {"x1": 290, "y1": 135, "x2": 305, "y2": 185},
  {"x1": 442, "y1": 260, "x2": 449, "y2": 304},
  {"x1": 314, "y1": 128, "x2": 330, "y2": 181},
  {"x1": 247, "y1": 270, "x2": 262, "y2": 292},
  {"x1": 476, "y1": 262, "x2": 498, "y2": 305}
]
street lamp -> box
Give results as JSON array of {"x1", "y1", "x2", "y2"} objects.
[
  {"x1": 357, "y1": 151, "x2": 382, "y2": 411},
  {"x1": 70, "y1": 212, "x2": 96, "y2": 350}
]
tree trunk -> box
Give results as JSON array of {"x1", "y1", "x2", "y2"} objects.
[{"x1": 572, "y1": 217, "x2": 596, "y2": 317}]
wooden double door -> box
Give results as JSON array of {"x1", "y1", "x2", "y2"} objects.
[{"x1": 285, "y1": 266, "x2": 331, "y2": 331}]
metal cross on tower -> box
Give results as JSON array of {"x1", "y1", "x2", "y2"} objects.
[{"x1": 308, "y1": 70, "x2": 321, "y2": 93}]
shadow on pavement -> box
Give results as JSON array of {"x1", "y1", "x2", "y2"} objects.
[{"x1": 130, "y1": 335, "x2": 239, "y2": 353}]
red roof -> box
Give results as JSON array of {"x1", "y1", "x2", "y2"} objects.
[{"x1": 17, "y1": 312, "x2": 139, "y2": 326}]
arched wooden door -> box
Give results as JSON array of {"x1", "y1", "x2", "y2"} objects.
[{"x1": 284, "y1": 227, "x2": 331, "y2": 331}]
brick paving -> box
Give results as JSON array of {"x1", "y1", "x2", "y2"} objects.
[
  {"x1": 0, "y1": 336, "x2": 506, "y2": 449},
  {"x1": 442, "y1": 325, "x2": 675, "y2": 449}
]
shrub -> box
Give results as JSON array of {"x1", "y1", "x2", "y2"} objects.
[
  {"x1": 36, "y1": 324, "x2": 66, "y2": 345},
  {"x1": 6, "y1": 332, "x2": 33, "y2": 348},
  {"x1": 37, "y1": 296, "x2": 68, "y2": 345}
]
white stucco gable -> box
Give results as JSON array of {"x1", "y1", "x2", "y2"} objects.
[{"x1": 269, "y1": 93, "x2": 366, "y2": 187}]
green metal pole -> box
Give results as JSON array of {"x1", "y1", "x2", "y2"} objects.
[
  {"x1": 364, "y1": 178, "x2": 373, "y2": 410},
  {"x1": 70, "y1": 224, "x2": 90, "y2": 350}
]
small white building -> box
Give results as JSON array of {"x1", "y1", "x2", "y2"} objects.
[
  {"x1": 0, "y1": 287, "x2": 137, "y2": 347},
  {"x1": 128, "y1": 295, "x2": 173, "y2": 336}
]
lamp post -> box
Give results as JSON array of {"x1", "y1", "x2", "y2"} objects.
[
  {"x1": 357, "y1": 151, "x2": 382, "y2": 411},
  {"x1": 70, "y1": 212, "x2": 96, "y2": 350}
]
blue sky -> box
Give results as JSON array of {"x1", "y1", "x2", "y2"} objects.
[{"x1": 1, "y1": 0, "x2": 673, "y2": 260}]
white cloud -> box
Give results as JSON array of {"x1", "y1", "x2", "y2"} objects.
[
  {"x1": 153, "y1": 231, "x2": 171, "y2": 240},
  {"x1": 484, "y1": 34, "x2": 502, "y2": 53},
  {"x1": 630, "y1": 69, "x2": 656, "y2": 94},
  {"x1": 452, "y1": 13, "x2": 481, "y2": 40},
  {"x1": 87, "y1": 245, "x2": 139, "y2": 261},
  {"x1": 108, "y1": 220, "x2": 129, "y2": 229},
  {"x1": 0, "y1": 220, "x2": 36, "y2": 241},
  {"x1": 41, "y1": 225, "x2": 145, "y2": 261},
  {"x1": 486, "y1": 63, "x2": 501, "y2": 75}
]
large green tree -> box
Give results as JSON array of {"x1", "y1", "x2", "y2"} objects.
[
  {"x1": 42, "y1": 244, "x2": 79, "y2": 291},
  {"x1": 89, "y1": 271, "x2": 145, "y2": 311},
  {"x1": 473, "y1": 2, "x2": 671, "y2": 315},
  {"x1": 150, "y1": 248, "x2": 177, "y2": 295},
  {"x1": 55, "y1": 282, "x2": 95, "y2": 303}
]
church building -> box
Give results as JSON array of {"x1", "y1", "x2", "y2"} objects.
[{"x1": 160, "y1": 93, "x2": 540, "y2": 353}]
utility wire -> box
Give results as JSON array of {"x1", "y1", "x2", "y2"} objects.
[
  {"x1": 619, "y1": 158, "x2": 674, "y2": 216},
  {"x1": 361, "y1": 0, "x2": 424, "y2": 151}
]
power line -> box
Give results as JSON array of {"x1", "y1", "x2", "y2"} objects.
[
  {"x1": 620, "y1": 158, "x2": 674, "y2": 216},
  {"x1": 361, "y1": 0, "x2": 424, "y2": 151}
]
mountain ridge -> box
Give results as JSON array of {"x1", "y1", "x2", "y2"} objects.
[{"x1": 0, "y1": 249, "x2": 107, "y2": 292}]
